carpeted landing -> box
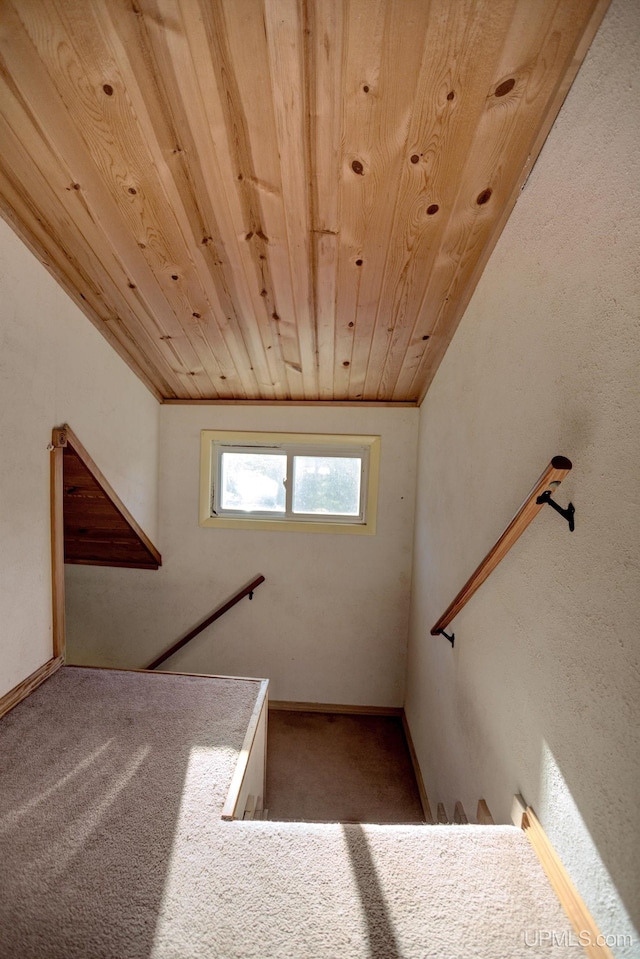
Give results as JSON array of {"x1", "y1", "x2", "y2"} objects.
[
  {"x1": 0, "y1": 667, "x2": 584, "y2": 959},
  {"x1": 266, "y1": 710, "x2": 424, "y2": 823}
]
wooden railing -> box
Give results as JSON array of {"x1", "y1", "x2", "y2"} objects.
[
  {"x1": 431, "y1": 457, "x2": 573, "y2": 645},
  {"x1": 147, "y1": 575, "x2": 265, "y2": 670}
]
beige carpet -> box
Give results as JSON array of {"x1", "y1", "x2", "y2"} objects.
[
  {"x1": 267, "y1": 710, "x2": 424, "y2": 822},
  {"x1": 0, "y1": 667, "x2": 584, "y2": 959}
]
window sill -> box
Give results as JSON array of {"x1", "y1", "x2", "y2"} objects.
[{"x1": 198, "y1": 515, "x2": 376, "y2": 535}]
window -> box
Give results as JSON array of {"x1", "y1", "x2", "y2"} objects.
[{"x1": 199, "y1": 431, "x2": 380, "y2": 534}]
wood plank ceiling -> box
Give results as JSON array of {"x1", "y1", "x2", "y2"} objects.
[{"x1": 0, "y1": 0, "x2": 608, "y2": 403}]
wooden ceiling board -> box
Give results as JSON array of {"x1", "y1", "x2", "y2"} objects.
[
  {"x1": 306, "y1": 0, "x2": 343, "y2": 400},
  {"x1": 0, "y1": 116, "x2": 179, "y2": 400},
  {"x1": 0, "y1": 0, "x2": 609, "y2": 403},
  {"x1": 403, "y1": 0, "x2": 612, "y2": 403}
]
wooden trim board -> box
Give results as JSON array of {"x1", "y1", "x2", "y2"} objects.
[
  {"x1": 402, "y1": 710, "x2": 434, "y2": 823},
  {"x1": 64, "y1": 559, "x2": 163, "y2": 570},
  {"x1": 50, "y1": 439, "x2": 65, "y2": 659},
  {"x1": 477, "y1": 799, "x2": 495, "y2": 825},
  {"x1": 268, "y1": 700, "x2": 403, "y2": 716},
  {"x1": 512, "y1": 794, "x2": 615, "y2": 959},
  {"x1": 222, "y1": 679, "x2": 270, "y2": 821},
  {"x1": 0, "y1": 656, "x2": 63, "y2": 721},
  {"x1": 454, "y1": 801, "x2": 469, "y2": 824},
  {"x1": 66, "y1": 664, "x2": 267, "y2": 684},
  {"x1": 162, "y1": 399, "x2": 417, "y2": 408}
]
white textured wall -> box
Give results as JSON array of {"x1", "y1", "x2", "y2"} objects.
[
  {"x1": 405, "y1": 0, "x2": 639, "y2": 952},
  {"x1": 0, "y1": 219, "x2": 160, "y2": 699},
  {"x1": 67, "y1": 404, "x2": 418, "y2": 706}
]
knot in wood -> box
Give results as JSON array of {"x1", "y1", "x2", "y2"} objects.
[{"x1": 495, "y1": 78, "x2": 515, "y2": 97}]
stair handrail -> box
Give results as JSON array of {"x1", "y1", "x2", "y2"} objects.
[
  {"x1": 147, "y1": 574, "x2": 265, "y2": 670},
  {"x1": 431, "y1": 457, "x2": 573, "y2": 646}
]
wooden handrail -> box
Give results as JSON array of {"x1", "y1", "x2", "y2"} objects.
[
  {"x1": 431, "y1": 457, "x2": 572, "y2": 639},
  {"x1": 147, "y1": 575, "x2": 265, "y2": 670}
]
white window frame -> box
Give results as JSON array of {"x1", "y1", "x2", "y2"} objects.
[{"x1": 199, "y1": 431, "x2": 380, "y2": 535}]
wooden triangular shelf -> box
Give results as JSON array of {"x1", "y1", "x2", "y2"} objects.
[{"x1": 52, "y1": 426, "x2": 161, "y2": 570}]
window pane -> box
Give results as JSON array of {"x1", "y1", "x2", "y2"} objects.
[
  {"x1": 292, "y1": 456, "x2": 361, "y2": 516},
  {"x1": 220, "y1": 452, "x2": 286, "y2": 513}
]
